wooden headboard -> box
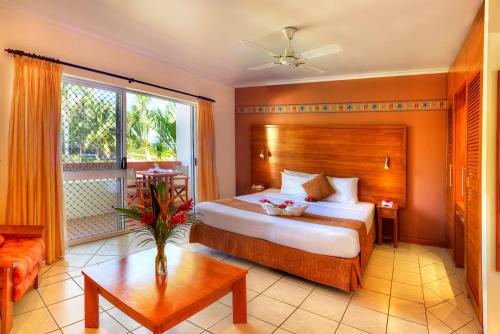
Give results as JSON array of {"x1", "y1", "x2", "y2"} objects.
[{"x1": 251, "y1": 125, "x2": 407, "y2": 207}]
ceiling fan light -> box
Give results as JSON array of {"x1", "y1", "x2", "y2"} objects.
[{"x1": 241, "y1": 27, "x2": 340, "y2": 74}]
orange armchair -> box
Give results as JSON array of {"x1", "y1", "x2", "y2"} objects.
[{"x1": 0, "y1": 225, "x2": 45, "y2": 334}]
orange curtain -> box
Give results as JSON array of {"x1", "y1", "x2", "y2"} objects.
[
  {"x1": 6, "y1": 56, "x2": 64, "y2": 263},
  {"x1": 196, "y1": 100, "x2": 219, "y2": 202}
]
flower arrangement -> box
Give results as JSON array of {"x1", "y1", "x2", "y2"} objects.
[
  {"x1": 304, "y1": 196, "x2": 318, "y2": 202},
  {"x1": 259, "y1": 198, "x2": 308, "y2": 217},
  {"x1": 115, "y1": 182, "x2": 199, "y2": 276},
  {"x1": 259, "y1": 199, "x2": 295, "y2": 209}
]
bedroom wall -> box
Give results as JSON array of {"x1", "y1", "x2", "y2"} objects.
[
  {"x1": 235, "y1": 73, "x2": 448, "y2": 246},
  {"x1": 0, "y1": 4, "x2": 236, "y2": 225}
]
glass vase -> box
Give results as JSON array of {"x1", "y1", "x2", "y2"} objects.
[{"x1": 155, "y1": 242, "x2": 168, "y2": 276}]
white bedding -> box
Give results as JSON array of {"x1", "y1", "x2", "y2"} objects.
[{"x1": 196, "y1": 189, "x2": 374, "y2": 258}]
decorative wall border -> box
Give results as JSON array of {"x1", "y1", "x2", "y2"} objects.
[{"x1": 236, "y1": 99, "x2": 447, "y2": 114}]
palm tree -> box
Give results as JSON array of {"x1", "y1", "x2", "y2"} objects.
[
  {"x1": 152, "y1": 103, "x2": 176, "y2": 157},
  {"x1": 62, "y1": 84, "x2": 117, "y2": 162},
  {"x1": 127, "y1": 95, "x2": 155, "y2": 160}
]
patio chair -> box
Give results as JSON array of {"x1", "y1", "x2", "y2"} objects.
[
  {"x1": 0, "y1": 225, "x2": 45, "y2": 334},
  {"x1": 172, "y1": 165, "x2": 190, "y2": 202},
  {"x1": 126, "y1": 168, "x2": 148, "y2": 202}
]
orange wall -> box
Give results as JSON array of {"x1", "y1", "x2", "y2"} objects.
[
  {"x1": 447, "y1": 4, "x2": 484, "y2": 100},
  {"x1": 235, "y1": 73, "x2": 448, "y2": 246}
]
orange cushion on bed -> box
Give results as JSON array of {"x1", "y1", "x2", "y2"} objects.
[{"x1": 302, "y1": 172, "x2": 335, "y2": 200}]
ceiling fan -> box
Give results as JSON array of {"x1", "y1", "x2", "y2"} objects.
[{"x1": 241, "y1": 27, "x2": 342, "y2": 74}]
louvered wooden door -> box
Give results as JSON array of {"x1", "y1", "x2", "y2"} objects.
[
  {"x1": 465, "y1": 72, "x2": 482, "y2": 319},
  {"x1": 446, "y1": 105, "x2": 455, "y2": 256}
]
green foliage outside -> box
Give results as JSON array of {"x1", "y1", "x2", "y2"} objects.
[
  {"x1": 61, "y1": 83, "x2": 176, "y2": 164},
  {"x1": 127, "y1": 94, "x2": 176, "y2": 161}
]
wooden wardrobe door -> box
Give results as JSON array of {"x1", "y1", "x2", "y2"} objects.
[
  {"x1": 465, "y1": 72, "x2": 482, "y2": 320},
  {"x1": 446, "y1": 105, "x2": 455, "y2": 256}
]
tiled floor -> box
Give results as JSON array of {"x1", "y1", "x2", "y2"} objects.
[{"x1": 4, "y1": 232, "x2": 482, "y2": 334}]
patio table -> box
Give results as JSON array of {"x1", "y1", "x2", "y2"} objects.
[{"x1": 135, "y1": 170, "x2": 182, "y2": 198}]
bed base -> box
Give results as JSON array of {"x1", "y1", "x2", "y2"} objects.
[{"x1": 189, "y1": 222, "x2": 376, "y2": 292}]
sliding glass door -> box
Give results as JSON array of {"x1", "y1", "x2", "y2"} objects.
[
  {"x1": 61, "y1": 76, "x2": 196, "y2": 245},
  {"x1": 124, "y1": 91, "x2": 196, "y2": 199},
  {"x1": 61, "y1": 78, "x2": 126, "y2": 245}
]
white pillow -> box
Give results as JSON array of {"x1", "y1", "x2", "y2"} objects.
[
  {"x1": 284, "y1": 170, "x2": 319, "y2": 178},
  {"x1": 324, "y1": 177, "x2": 359, "y2": 204},
  {"x1": 280, "y1": 172, "x2": 315, "y2": 197}
]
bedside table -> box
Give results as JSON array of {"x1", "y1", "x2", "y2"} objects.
[
  {"x1": 376, "y1": 203, "x2": 399, "y2": 248},
  {"x1": 247, "y1": 186, "x2": 266, "y2": 194}
]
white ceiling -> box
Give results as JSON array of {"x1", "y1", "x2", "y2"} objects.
[{"x1": 4, "y1": 0, "x2": 483, "y2": 87}]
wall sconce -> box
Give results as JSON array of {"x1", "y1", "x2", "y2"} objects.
[
  {"x1": 384, "y1": 155, "x2": 390, "y2": 170},
  {"x1": 259, "y1": 147, "x2": 270, "y2": 160}
]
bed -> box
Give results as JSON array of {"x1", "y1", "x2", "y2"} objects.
[
  {"x1": 190, "y1": 125, "x2": 407, "y2": 291},
  {"x1": 190, "y1": 189, "x2": 376, "y2": 291}
]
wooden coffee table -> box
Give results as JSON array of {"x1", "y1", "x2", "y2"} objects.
[{"x1": 82, "y1": 244, "x2": 247, "y2": 333}]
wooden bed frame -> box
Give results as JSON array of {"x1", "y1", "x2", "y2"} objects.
[{"x1": 191, "y1": 125, "x2": 407, "y2": 291}]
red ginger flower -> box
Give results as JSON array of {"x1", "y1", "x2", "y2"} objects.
[
  {"x1": 170, "y1": 211, "x2": 187, "y2": 226},
  {"x1": 175, "y1": 198, "x2": 193, "y2": 214},
  {"x1": 140, "y1": 211, "x2": 156, "y2": 225}
]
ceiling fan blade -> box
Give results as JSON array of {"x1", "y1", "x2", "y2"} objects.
[
  {"x1": 240, "y1": 40, "x2": 280, "y2": 58},
  {"x1": 298, "y1": 43, "x2": 343, "y2": 59},
  {"x1": 302, "y1": 64, "x2": 326, "y2": 74},
  {"x1": 247, "y1": 63, "x2": 280, "y2": 71}
]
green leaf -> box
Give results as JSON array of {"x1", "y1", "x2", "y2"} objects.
[{"x1": 115, "y1": 207, "x2": 142, "y2": 219}]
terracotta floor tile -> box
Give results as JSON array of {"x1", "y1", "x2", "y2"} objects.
[
  {"x1": 38, "y1": 279, "x2": 83, "y2": 305},
  {"x1": 107, "y1": 306, "x2": 142, "y2": 331},
  {"x1": 392, "y1": 270, "x2": 422, "y2": 287},
  {"x1": 48, "y1": 295, "x2": 85, "y2": 328},
  {"x1": 263, "y1": 280, "x2": 310, "y2": 306},
  {"x1": 300, "y1": 291, "x2": 348, "y2": 321},
  {"x1": 246, "y1": 269, "x2": 281, "y2": 293},
  {"x1": 12, "y1": 307, "x2": 58, "y2": 334},
  {"x1": 362, "y1": 275, "x2": 391, "y2": 295},
  {"x1": 281, "y1": 309, "x2": 338, "y2": 334},
  {"x1": 342, "y1": 304, "x2": 387, "y2": 334},
  {"x1": 218, "y1": 289, "x2": 258, "y2": 307},
  {"x1": 279, "y1": 274, "x2": 316, "y2": 290},
  {"x1": 335, "y1": 324, "x2": 369, "y2": 334},
  {"x1": 247, "y1": 295, "x2": 295, "y2": 326},
  {"x1": 351, "y1": 289, "x2": 390, "y2": 313},
  {"x1": 390, "y1": 281, "x2": 424, "y2": 304},
  {"x1": 209, "y1": 315, "x2": 276, "y2": 334},
  {"x1": 13, "y1": 288, "x2": 45, "y2": 315},
  {"x1": 61, "y1": 312, "x2": 128, "y2": 334},
  {"x1": 455, "y1": 321, "x2": 480, "y2": 334},
  {"x1": 188, "y1": 302, "x2": 232, "y2": 329},
  {"x1": 388, "y1": 297, "x2": 427, "y2": 325},
  {"x1": 386, "y1": 315, "x2": 428, "y2": 334},
  {"x1": 424, "y1": 279, "x2": 462, "y2": 300},
  {"x1": 427, "y1": 301, "x2": 472, "y2": 331},
  {"x1": 426, "y1": 311, "x2": 453, "y2": 334}
]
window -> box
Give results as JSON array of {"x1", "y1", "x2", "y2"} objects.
[{"x1": 61, "y1": 77, "x2": 195, "y2": 245}]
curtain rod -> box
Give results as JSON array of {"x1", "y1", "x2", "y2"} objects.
[{"x1": 4, "y1": 48, "x2": 216, "y2": 103}]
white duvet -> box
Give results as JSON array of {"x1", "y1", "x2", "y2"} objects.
[{"x1": 196, "y1": 189, "x2": 374, "y2": 258}]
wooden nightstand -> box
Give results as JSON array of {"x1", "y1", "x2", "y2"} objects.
[
  {"x1": 247, "y1": 185, "x2": 266, "y2": 194},
  {"x1": 376, "y1": 203, "x2": 399, "y2": 248}
]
